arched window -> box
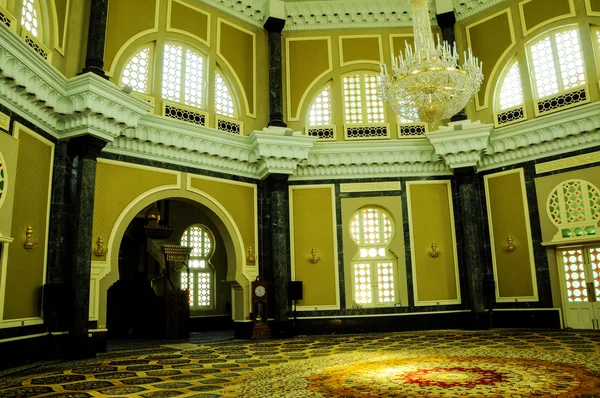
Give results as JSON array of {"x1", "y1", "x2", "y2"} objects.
[
  {"x1": 350, "y1": 207, "x2": 396, "y2": 307},
  {"x1": 547, "y1": 179, "x2": 600, "y2": 241},
  {"x1": 120, "y1": 47, "x2": 152, "y2": 95},
  {"x1": 180, "y1": 224, "x2": 214, "y2": 309},
  {"x1": 342, "y1": 72, "x2": 385, "y2": 124},
  {"x1": 21, "y1": 0, "x2": 40, "y2": 38},
  {"x1": 308, "y1": 83, "x2": 333, "y2": 126},
  {"x1": 162, "y1": 43, "x2": 205, "y2": 109},
  {"x1": 214, "y1": 70, "x2": 236, "y2": 118},
  {"x1": 494, "y1": 60, "x2": 526, "y2": 126},
  {"x1": 528, "y1": 27, "x2": 588, "y2": 114}
]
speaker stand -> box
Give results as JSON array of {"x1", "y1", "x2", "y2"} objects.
[{"x1": 292, "y1": 299, "x2": 297, "y2": 335}]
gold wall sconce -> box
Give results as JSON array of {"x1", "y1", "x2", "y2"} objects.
[
  {"x1": 247, "y1": 246, "x2": 256, "y2": 265},
  {"x1": 23, "y1": 226, "x2": 38, "y2": 251},
  {"x1": 428, "y1": 242, "x2": 440, "y2": 258},
  {"x1": 504, "y1": 235, "x2": 516, "y2": 252},
  {"x1": 309, "y1": 248, "x2": 320, "y2": 264},
  {"x1": 93, "y1": 236, "x2": 107, "y2": 257}
]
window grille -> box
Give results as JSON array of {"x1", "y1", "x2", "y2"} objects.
[
  {"x1": 529, "y1": 27, "x2": 588, "y2": 115},
  {"x1": 343, "y1": 72, "x2": 385, "y2": 124},
  {"x1": 494, "y1": 60, "x2": 526, "y2": 127}
]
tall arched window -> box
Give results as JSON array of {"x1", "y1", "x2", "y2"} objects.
[
  {"x1": 528, "y1": 27, "x2": 588, "y2": 115},
  {"x1": 305, "y1": 82, "x2": 336, "y2": 140},
  {"x1": 180, "y1": 224, "x2": 214, "y2": 309},
  {"x1": 494, "y1": 60, "x2": 526, "y2": 126},
  {"x1": 21, "y1": 0, "x2": 40, "y2": 38},
  {"x1": 162, "y1": 43, "x2": 205, "y2": 109},
  {"x1": 120, "y1": 47, "x2": 152, "y2": 95},
  {"x1": 350, "y1": 207, "x2": 397, "y2": 307}
]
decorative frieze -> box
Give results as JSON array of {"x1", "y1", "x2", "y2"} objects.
[{"x1": 535, "y1": 151, "x2": 600, "y2": 174}]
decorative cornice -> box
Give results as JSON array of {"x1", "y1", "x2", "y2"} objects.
[
  {"x1": 0, "y1": 24, "x2": 152, "y2": 141},
  {"x1": 283, "y1": 1, "x2": 415, "y2": 31},
  {"x1": 426, "y1": 120, "x2": 493, "y2": 169},
  {"x1": 280, "y1": 0, "x2": 505, "y2": 31},
  {"x1": 292, "y1": 139, "x2": 450, "y2": 180},
  {"x1": 480, "y1": 102, "x2": 600, "y2": 170}
]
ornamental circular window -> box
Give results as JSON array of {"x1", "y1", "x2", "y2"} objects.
[
  {"x1": 0, "y1": 151, "x2": 5, "y2": 209},
  {"x1": 546, "y1": 179, "x2": 600, "y2": 240}
]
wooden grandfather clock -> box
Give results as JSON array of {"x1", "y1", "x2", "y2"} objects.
[{"x1": 251, "y1": 277, "x2": 270, "y2": 339}]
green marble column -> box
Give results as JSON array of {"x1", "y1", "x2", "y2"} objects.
[
  {"x1": 264, "y1": 174, "x2": 291, "y2": 335},
  {"x1": 81, "y1": 0, "x2": 108, "y2": 78},
  {"x1": 66, "y1": 136, "x2": 107, "y2": 358},
  {"x1": 45, "y1": 141, "x2": 71, "y2": 331},
  {"x1": 264, "y1": 17, "x2": 287, "y2": 127},
  {"x1": 437, "y1": 11, "x2": 467, "y2": 122},
  {"x1": 454, "y1": 167, "x2": 487, "y2": 328}
]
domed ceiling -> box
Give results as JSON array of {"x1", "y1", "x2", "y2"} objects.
[{"x1": 195, "y1": 0, "x2": 507, "y2": 29}]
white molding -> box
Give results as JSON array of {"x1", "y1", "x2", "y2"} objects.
[
  {"x1": 480, "y1": 102, "x2": 600, "y2": 170},
  {"x1": 426, "y1": 120, "x2": 493, "y2": 169},
  {"x1": 0, "y1": 25, "x2": 153, "y2": 140},
  {"x1": 89, "y1": 261, "x2": 110, "y2": 321}
]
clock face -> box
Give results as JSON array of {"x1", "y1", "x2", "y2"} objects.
[{"x1": 255, "y1": 285, "x2": 266, "y2": 297}]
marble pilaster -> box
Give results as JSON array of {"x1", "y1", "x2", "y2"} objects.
[
  {"x1": 81, "y1": 0, "x2": 108, "y2": 78},
  {"x1": 66, "y1": 135, "x2": 107, "y2": 358},
  {"x1": 436, "y1": 11, "x2": 467, "y2": 122},
  {"x1": 264, "y1": 17, "x2": 287, "y2": 127},
  {"x1": 454, "y1": 167, "x2": 487, "y2": 327}
]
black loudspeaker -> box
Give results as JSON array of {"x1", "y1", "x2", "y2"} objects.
[{"x1": 288, "y1": 281, "x2": 303, "y2": 301}]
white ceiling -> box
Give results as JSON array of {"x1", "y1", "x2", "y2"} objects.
[{"x1": 196, "y1": 0, "x2": 507, "y2": 30}]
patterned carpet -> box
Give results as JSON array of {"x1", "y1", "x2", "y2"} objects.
[{"x1": 1, "y1": 330, "x2": 600, "y2": 397}]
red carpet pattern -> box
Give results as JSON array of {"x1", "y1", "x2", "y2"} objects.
[{"x1": 1, "y1": 330, "x2": 600, "y2": 397}]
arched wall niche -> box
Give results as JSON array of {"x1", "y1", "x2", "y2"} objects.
[{"x1": 95, "y1": 188, "x2": 250, "y2": 327}]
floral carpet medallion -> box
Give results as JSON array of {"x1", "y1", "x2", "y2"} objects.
[{"x1": 300, "y1": 356, "x2": 600, "y2": 397}]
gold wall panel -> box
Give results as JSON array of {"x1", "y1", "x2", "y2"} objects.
[
  {"x1": 3, "y1": 126, "x2": 53, "y2": 320},
  {"x1": 290, "y1": 186, "x2": 338, "y2": 308},
  {"x1": 217, "y1": 19, "x2": 256, "y2": 116},
  {"x1": 340, "y1": 196, "x2": 408, "y2": 308},
  {"x1": 407, "y1": 182, "x2": 459, "y2": 304},
  {"x1": 485, "y1": 169, "x2": 537, "y2": 300},
  {"x1": 466, "y1": 9, "x2": 514, "y2": 109},
  {"x1": 189, "y1": 176, "x2": 256, "y2": 258},
  {"x1": 535, "y1": 165, "x2": 600, "y2": 243},
  {"x1": 168, "y1": 0, "x2": 209, "y2": 45},
  {"x1": 520, "y1": 0, "x2": 573, "y2": 36},
  {"x1": 105, "y1": 0, "x2": 157, "y2": 76},
  {"x1": 53, "y1": 0, "x2": 69, "y2": 51},
  {"x1": 0, "y1": 132, "x2": 19, "y2": 240},
  {"x1": 286, "y1": 37, "x2": 331, "y2": 121},
  {"x1": 339, "y1": 36, "x2": 382, "y2": 66},
  {"x1": 92, "y1": 161, "x2": 179, "y2": 260},
  {"x1": 588, "y1": 0, "x2": 600, "y2": 13}
]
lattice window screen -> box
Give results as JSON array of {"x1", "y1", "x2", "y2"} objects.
[
  {"x1": 21, "y1": 0, "x2": 39, "y2": 37},
  {"x1": 308, "y1": 84, "x2": 332, "y2": 126},
  {"x1": 162, "y1": 44, "x2": 205, "y2": 109},
  {"x1": 214, "y1": 71, "x2": 235, "y2": 117},
  {"x1": 121, "y1": 47, "x2": 151, "y2": 94},
  {"x1": 498, "y1": 61, "x2": 524, "y2": 111}
]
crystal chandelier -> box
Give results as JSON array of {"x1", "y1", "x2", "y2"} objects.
[{"x1": 378, "y1": 0, "x2": 484, "y2": 124}]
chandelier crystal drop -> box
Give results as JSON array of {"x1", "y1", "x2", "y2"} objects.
[{"x1": 378, "y1": 0, "x2": 484, "y2": 124}]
